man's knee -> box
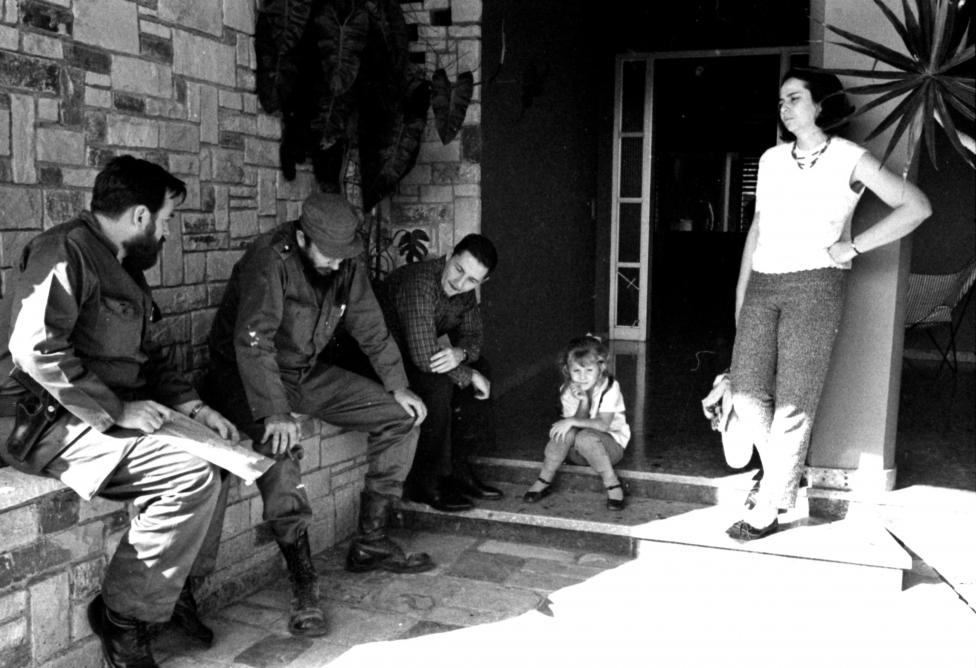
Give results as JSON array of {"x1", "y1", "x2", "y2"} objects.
[{"x1": 172, "y1": 456, "x2": 221, "y2": 506}]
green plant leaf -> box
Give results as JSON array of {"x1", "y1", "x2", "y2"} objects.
[
  {"x1": 395, "y1": 229, "x2": 430, "y2": 264},
  {"x1": 824, "y1": 0, "x2": 975, "y2": 171},
  {"x1": 872, "y1": 0, "x2": 917, "y2": 59},
  {"x1": 845, "y1": 77, "x2": 926, "y2": 97},
  {"x1": 938, "y1": 81, "x2": 976, "y2": 121},
  {"x1": 827, "y1": 25, "x2": 922, "y2": 72},
  {"x1": 311, "y1": 1, "x2": 370, "y2": 97},
  {"x1": 255, "y1": 0, "x2": 314, "y2": 113},
  {"x1": 930, "y1": 0, "x2": 955, "y2": 67},
  {"x1": 822, "y1": 69, "x2": 917, "y2": 80},
  {"x1": 914, "y1": 0, "x2": 933, "y2": 57},
  {"x1": 933, "y1": 88, "x2": 976, "y2": 168},
  {"x1": 431, "y1": 70, "x2": 474, "y2": 144},
  {"x1": 939, "y1": 76, "x2": 976, "y2": 105},
  {"x1": 845, "y1": 81, "x2": 922, "y2": 120},
  {"x1": 869, "y1": 88, "x2": 926, "y2": 165},
  {"x1": 922, "y1": 83, "x2": 939, "y2": 166},
  {"x1": 859, "y1": 85, "x2": 922, "y2": 141},
  {"x1": 938, "y1": 44, "x2": 975, "y2": 73}
]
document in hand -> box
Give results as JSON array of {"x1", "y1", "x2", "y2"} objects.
[{"x1": 155, "y1": 412, "x2": 273, "y2": 484}]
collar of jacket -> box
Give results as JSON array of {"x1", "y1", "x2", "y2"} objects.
[{"x1": 78, "y1": 210, "x2": 121, "y2": 257}]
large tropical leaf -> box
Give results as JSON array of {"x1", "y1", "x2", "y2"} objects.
[
  {"x1": 359, "y1": 67, "x2": 431, "y2": 210},
  {"x1": 825, "y1": 0, "x2": 975, "y2": 169},
  {"x1": 255, "y1": 0, "x2": 313, "y2": 113},
  {"x1": 310, "y1": 0, "x2": 370, "y2": 97},
  {"x1": 364, "y1": 0, "x2": 410, "y2": 84},
  {"x1": 431, "y1": 69, "x2": 474, "y2": 145}
]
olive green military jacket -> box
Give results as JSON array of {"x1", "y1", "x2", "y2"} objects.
[
  {"x1": 207, "y1": 221, "x2": 408, "y2": 421},
  {"x1": 0, "y1": 212, "x2": 198, "y2": 472}
]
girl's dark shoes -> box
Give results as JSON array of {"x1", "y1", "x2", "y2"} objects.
[
  {"x1": 605, "y1": 483, "x2": 626, "y2": 511},
  {"x1": 523, "y1": 477, "x2": 552, "y2": 503},
  {"x1": 726, "y1": 517, "x2": 779, "y2": 541}
]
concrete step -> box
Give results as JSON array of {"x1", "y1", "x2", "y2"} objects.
[
  {"x1": 472, "y1": 456, "x2": 763, "y2": 506},
  {"x1": 403, "y1": 465, "x2": 914, "y2": 595}
]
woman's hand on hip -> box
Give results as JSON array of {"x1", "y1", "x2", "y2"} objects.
[{"x1": 828, "y1": 240, "x2": 858, "y2": 264}]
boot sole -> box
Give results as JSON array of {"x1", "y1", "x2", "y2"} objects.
[
  {"x1": 288, "y1": 608, "x2": 329, "y2": 638},
  {"x1": 345, "y1": 555, "x2": 437, "y2": 574}
]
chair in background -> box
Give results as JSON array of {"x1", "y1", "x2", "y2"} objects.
[{"x1": 904, "y1": 256, "x2": 976, "y2": 374}]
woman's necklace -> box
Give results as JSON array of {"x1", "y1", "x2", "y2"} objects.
[{"x1": 791, "y1": 136, "x2": 832, "y2": 170}]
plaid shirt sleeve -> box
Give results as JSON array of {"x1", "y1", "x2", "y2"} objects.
[
  {"x1": 452, "y1": 294, "x2": 482, "y2": 363},
  {"x1": 393, "y1": 266, "x2": 474, "y2": 387}
]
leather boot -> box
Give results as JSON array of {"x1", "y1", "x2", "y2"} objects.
[
  {"x1": 278, "y1": 531, "x2": 328, "y2": 637},
  {"x1": 170, "y1": 578, "x2": 214, "y2": 646},
  {"x1": 346, "y1": 491, "x2": 436, "y2": 573},
  {"x1": 451, "y1": 459, "x2": 503, "y2": 500},
  {"x1": 87, "y1": 594, "x2": 158, "y2": 668}
]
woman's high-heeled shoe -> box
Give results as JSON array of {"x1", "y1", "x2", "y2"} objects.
[
  {"x1": 523, "y1": 477, "x2": 552, "y2": 503},
  {"x1": 605, "y1": 483, "x2": 626, "y2": 511}
]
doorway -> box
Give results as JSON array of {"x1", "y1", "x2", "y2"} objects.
[
  {"x1": 596, "y1": 48, "x2": 809, "y2": 472},
  {"x1": 608, "y1": 47, "x2": 808, "y2": 344}
]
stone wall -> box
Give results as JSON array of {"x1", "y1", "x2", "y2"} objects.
[
  {"x1": 0, "y1": 417, "x2": 367, "y2": 668},
  {"x1": 392, "y1": 0, "x2": 483, "y2": 259},
  {"x1": 0, "y1": 0, "x2": 482, "y2": 666},
  {"x1": 0, "y1": 0, "x2": 483, "y2": 372}
]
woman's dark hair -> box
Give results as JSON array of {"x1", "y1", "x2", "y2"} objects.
[
  {"x1": 778, "y1": 68, "x2": 854, "y2": 141},
  {"x1": 452, "y1": 233, "x2": 498, "y2": 274},
  {"x1": 91, "y1": 155, "x2": 187, "y2": 218}
]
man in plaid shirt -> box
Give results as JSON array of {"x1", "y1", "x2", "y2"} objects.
[{"x1": 381, "y1": 234, "x2": 503, "y2": 511}]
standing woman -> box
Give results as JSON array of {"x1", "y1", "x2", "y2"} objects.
[{"x1": 728, "y1": 68, "x2": 931, "y2": 540}]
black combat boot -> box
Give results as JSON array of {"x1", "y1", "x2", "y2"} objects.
[
  {"x1": 346, "y1": 491, "x2": 436, "y2": 573},
  {"x1": 170, "y1": 577, "x2": 214, "y2": 646},
  {"x1": 87, "y1": 594, "x2": 158, "y2": 668},
  {"x1": 277, "y1": 531, "x2": 329, "y2": 637}
]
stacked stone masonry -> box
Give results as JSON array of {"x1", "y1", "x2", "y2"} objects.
[
  {"x1": 0, "y1": 418, "x2": 367, "y2": 668},
  {"x1": 0, "y1": 0, "x2": 481, "y2": 666}
]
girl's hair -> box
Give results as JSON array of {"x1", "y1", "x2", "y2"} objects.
[
  {"x1": 559, "y1": 334, "x2": 610, "y2": 382},
  {"x1": 778, "y1": 67, "x2": 854, "y2": 141}
]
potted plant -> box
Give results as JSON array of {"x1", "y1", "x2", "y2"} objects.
[{"x1": 823, "y1": 0, "x2": 974, "y2": 172}]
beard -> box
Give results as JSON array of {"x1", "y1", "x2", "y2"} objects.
[
  {"x1": 122, "y1": 222, "x2": 164, "y2": 272},
  {"x1": 298, "y1": 246, "x2": 337, "y2": 281}
]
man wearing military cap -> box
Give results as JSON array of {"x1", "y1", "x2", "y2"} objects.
[{"x1": 202, "y1": 191, "x2": 432, "y2": 638}]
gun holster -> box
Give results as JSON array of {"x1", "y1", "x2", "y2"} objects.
[{"x1": 5, "y1": 368, "x2": 65, "y2": 462}]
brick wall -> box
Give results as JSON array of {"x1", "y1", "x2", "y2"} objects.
[{"x1": 0, "y1": 0, "x2": 481, "y2": 666}]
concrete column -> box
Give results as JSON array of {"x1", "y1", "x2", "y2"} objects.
[{"x1": 806, "y1": 0, "x2": 916, "y2": 492}]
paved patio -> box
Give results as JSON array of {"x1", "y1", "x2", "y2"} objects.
[{"x1": 153, "y1": 523, "x2": 976, "y2": 668}]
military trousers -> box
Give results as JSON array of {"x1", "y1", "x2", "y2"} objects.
[
  {"x1": 40, "y1": 426, "x2": 221, "y2": 623},
  {"x1": 201, "y1": 363, "x2": 417, "y2": 546}
]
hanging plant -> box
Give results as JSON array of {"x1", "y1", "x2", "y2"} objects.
[
  {"x1": 359, "y1": 65, "x2": 431, "y2": 211},
  {"x1": 431, "y1": 69, "x2": 474, "y2": 144},
  {"x1": 823, "y1": 0, "x2": 975, "y2": 170},
  {"x1": 254, "y1": 0, "x2": 313, "y2": 114}
]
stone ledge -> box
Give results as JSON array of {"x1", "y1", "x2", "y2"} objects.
[{"x1": 0, "y1": 470, "x2": 66, "y2": 512}]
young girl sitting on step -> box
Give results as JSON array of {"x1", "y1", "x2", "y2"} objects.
[{"x1": 523, "y1": 335, "x2": 630, "y2": 510}]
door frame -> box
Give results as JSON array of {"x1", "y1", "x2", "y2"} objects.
[{"x1": 609, "y1": 46, "x2": 807, "y2": 341}]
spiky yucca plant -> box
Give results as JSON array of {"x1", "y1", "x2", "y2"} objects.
[{"x1": 825, "y1": 0, "x2": 974, "y2": 170}]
